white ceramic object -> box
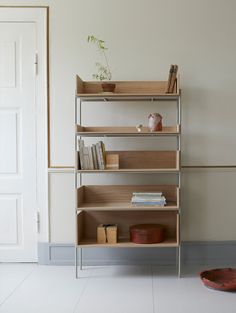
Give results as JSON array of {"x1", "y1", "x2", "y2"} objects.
[{"x1": 136, "y1": 124, "x2": 143, "y2": 132}]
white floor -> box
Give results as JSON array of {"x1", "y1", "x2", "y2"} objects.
[{"x1": 0, "y1": 264, "x2": 235, "y2": 313}]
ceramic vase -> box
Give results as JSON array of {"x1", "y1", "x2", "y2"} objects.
[{"x1": 148, "y1": 113, "x2": 163, "y2": 132}]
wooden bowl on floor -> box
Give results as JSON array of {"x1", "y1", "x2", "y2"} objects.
[{"x1": 200, "y1": 268, "x2": 236, "y2": 291}]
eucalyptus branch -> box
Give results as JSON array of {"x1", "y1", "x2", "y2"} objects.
[
  {"x1": 102, "y1": 50, "x2": 112, "y2": 80},
  {"x1": 87, "y1": 35, "x2": 112, "y2": 81}
]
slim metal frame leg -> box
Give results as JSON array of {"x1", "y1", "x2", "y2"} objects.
[
  {"x1": 178, "y1": 245, "x2": 181, "y2": 277},
  {"x1": 75, "y1": 246, "x2": 78, "y2": 279},
  {"x1": 80, "y1": 247, "x2": 83, "y2": 270},
  {"x1": 75, "y1": 247, "x2": 83, "y2": 278},
  {"x1": 176, "y1": 246, "x2": 178, "y2": 274}
]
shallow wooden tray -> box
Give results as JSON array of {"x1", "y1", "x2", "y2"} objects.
[{"x1": 200, "y1": 268, "x2": 236, "y2": 291}]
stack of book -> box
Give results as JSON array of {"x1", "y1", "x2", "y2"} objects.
[
  {"x1": 131, "y1": 192, "x2": 166, "y2": 206},
  {"x1": 166, "y1": 64, "x2": 178, "y2": 93},
  {"x1": 77, "y1": 139, "x2": 106, "y2": 170}
]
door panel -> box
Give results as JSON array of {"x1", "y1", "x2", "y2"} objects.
[
  {"x1": 0, "y1": 195, "x2": 22, "y2": 245},
  {"x1": 0, "y1": 41, "x2": 16, "y2": 88},
  {"x1": 0, "y1": 109, "x2": 20, "y2": 175},
  {"x1": 0, "y1": 22, "x2": 37, "y2": 261}
]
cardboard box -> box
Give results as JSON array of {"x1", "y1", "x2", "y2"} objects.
[
  {"x1": 97, "y1": 224, "x2": 118, "y2": 244},
  {"x1": 97, "y1": 225, "x2": 107, "y2": 244},
  {"x1": 106, "y1": 225, "x2": 118, "y2": 244},
  {"x1": 105, "y1": 154, "x2": 119, "y2": 169}
]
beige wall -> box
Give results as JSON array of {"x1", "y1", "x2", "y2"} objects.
[{"x1": 1, "y1": 0, "x2": 236, "y2": 242}]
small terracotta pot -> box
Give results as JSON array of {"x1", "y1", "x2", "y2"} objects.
[{"x1": 101, "y1": 82, "x2": 116, "y2": 93}]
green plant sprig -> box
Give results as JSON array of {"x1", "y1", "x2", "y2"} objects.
[{"x1": 87, "y1": 35, "x2": 112, "y2": 81}]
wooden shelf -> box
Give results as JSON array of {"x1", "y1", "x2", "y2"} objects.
[
  {"x1": 77, "y1": 94, "x2": 180, "y2": 101},
  {"x1": 76, "y1": 125, "x2": 180, "y2": 137},
  {"x1": 77, "y1": 150, "x2": 180, "y2": 172},
  {"x1": 77, "y1": 210, "x2": 179, "y2": 247},
  {"x1": 76, "y1": 202, "x2": 178, "y2": 211},
  {"x1": 76, "y1": 75, "x2": 180, "y2": 101},
  {"x1": 77, "y1": 238, "x2": 178, "y2": 248},
  {"x1": 77, "y1": 169, "x2": 179, "y2": 173},
  {"x1": 77, "y1": 185, "x2": 179, "y2": 211}
]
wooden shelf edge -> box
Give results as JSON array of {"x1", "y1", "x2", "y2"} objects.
[
  {"x1": 76, "y1": 95, "x2": 180, "y2": 102},
  {"x1": 77, "y1": 207, "x2": 179, "y2": 212},
  {"x1": 76, "y1": 239, "x2": 178, "y2": 248},
  {"x1": 76, "y1": 169, "x2": 180, "y2": 173},
  {"x1": 76, "y1": 133, "x2": 180, "y2": 137},
  {"x1": 76, "y1": 93, "x2": 180, "y2": 97},
  {"x1": 76, "y1": 125, "x2": 181, "y2": 137}
]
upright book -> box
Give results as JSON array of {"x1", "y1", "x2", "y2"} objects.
[{"x1": 166, "y1": 64, "x2": 178, "y2": 93}]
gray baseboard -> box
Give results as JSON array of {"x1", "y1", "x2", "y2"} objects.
[{"x1": 38, "y1": 241, "x2": 236, "y2": 266}]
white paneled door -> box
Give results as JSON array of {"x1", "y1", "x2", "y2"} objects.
[{"x1": 0, "y1": 22, "x2": 38, "y2": 261}]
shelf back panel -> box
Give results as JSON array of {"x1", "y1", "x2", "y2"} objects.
[
  {"x1": 77, "y1": 210, "x2": 178, "y2": 243},
  {"x1": 107, "y1": 151, "x2": 178, "y2": 169},
  {"x1": 76, "y1": 125, "x2": 180, "y2": 135},
  {"x1": 76, "y1": 75, "x2": 179, "y2": 95},
  {"x1": 79, "y1": 185, "x2": 178, "y2": 204}
]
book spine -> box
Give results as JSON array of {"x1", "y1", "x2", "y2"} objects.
[
  {"x1": 132, "y1": 197, "x2": 166, "y2": 202},
  {"x1": 131, "y1": 197, "x2": 165, "y2": 202},
  {"x1": 79, "y1": 146, "x2": 84, "y2": 170},
  {"x1": 169, "y1": 64, "x2": 178, "y2": 93},
  {"x1": 132, "y1": 192, "x2": 162, "y2": 197},
  {"x1": 101, "y1": 141, "x2": 106, "y2": 170},
  {"x1": 95, "y1": 143, "x2": 102, "y2": 169},
  {"x1": 98, "y1": 141, "x2": 105, "y2": 170},
  {"x1": 92, "y1": 145, "x2": 98, "y2": 169},
  {"x1": 132, "y1": 202, "x2": 165, "y2": 206},
  {"x1": 166, "y1": 64, "x2": 174, "y2": 93},
  {"x1": 77, "y1": 138, "x2": 84, "y2": 151},
  {"x1": 77, "y1": 139, "x2": 84, "y2": 170},
  {"x1": 83, "y1": 146, "x2": 90, "y2": 170},
  {"x1": 88, "y1": 146, "x2": 94, "y2": 170}
]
